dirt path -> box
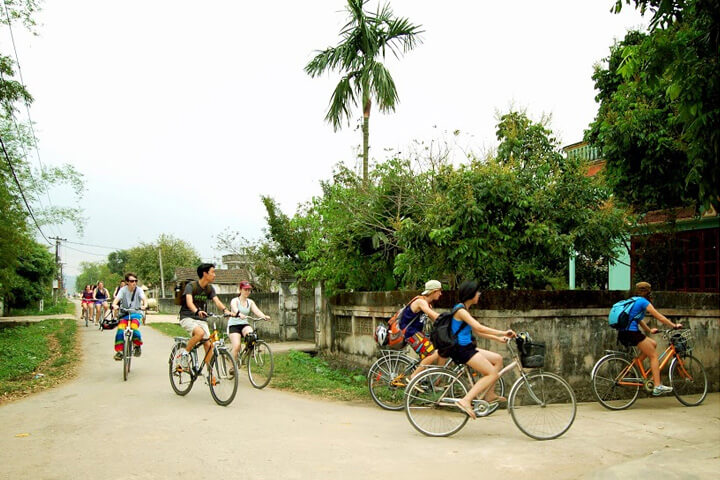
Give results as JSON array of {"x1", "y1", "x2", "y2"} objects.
[{"x1": 0, "y1": 315, "x2": 718, "y2": 479}]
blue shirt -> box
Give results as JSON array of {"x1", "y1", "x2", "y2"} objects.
[
  {"x1": 399, "y1": 297, "x2": 425, "y2": 338},
  {"x1": 626, "y1": 297, "x2": 650, "y2": 332},
  {"x1": 451, "y1": 303, "x2": 472, "y2": 346}
]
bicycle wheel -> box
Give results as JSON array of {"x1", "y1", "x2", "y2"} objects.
[
  {"x1": 247, "y1": 341, "x2": 274, "y2": 389},
  {"x1": 670, "y1": 355, "x2": 708, "y2": 407},
  {"x1": 405, "y1": 368, "x2": 469, "y2": 437},
  {"x1": 509, "y1": 372, "x2": 576, "y2": 440},
  {"x1": 368, "y1": 354, "x2": 415, "y2": 410},
  {"x1": 122, "y1": 333, "x2": 132, "y2": 381},
  {"x1": 592, "y1": 355, "x2": 640, "y2": 410},
  {"x1": 83, "y1": 307, "x2": 88, "y2": 327},
  {"x1": 169, "y1": 343, "x2": 194, "y2": 396},
  {"x1": 208, "y1": 348, "x2": 239, "y2": 406}
]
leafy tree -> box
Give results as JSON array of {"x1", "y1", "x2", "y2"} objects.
[
  {"x1": 5, "y1": 238, "x2": 55, "y2": 307},
  {"x1": 592, "y1": 0, "x2": 720, "y2": 211},
  {"x1": 305, "y1": 0, "x2": 423, "y2": 182},
  {"x1": 125, "y1": 234, "x2": 201, "y2": 295},
  {"x1": 107, "y1": 250, "x2": 130, "y2": 276},
  {"x1": 75, "y1": 261, "x2": 121, "y2": 294}
]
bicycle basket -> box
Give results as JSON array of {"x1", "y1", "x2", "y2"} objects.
[
  {"x1": 670, "y1": 330, "x2": 693, "y2": 356},
  {"x1": 519, "y1": 341, "x2": 545, "y2": 369}
]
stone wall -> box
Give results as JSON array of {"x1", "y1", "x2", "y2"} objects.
[{"x1": 318, "y1": 290, "x2": 720, "y2": 402}]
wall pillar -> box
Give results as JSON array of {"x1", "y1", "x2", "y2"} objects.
[{"x1": 278, "y1": 279, "x2": 298, "y2": 341}]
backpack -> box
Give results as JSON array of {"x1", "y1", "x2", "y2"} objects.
[
  {"x1": 385, "y1": 296, "x2": 422, "y2": 349},
  {"x1": 173, "y1": 278, "x2": 195, "y2": 306},
  {"x1": 608, "y1": 297, "x2": 639, "y2": 330},
  {"x1": 430, "y1": 305, "x2": 468, "y2": 353}
]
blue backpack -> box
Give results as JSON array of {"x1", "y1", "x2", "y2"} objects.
[{"x1": 608, "y1": 297, "x2": 639, "y2": 330}]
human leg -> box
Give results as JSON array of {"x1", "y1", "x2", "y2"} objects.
[
  {"x1": 475, "y1": 348, "x2": 504, "y2": 402},
  {"x1": 457, "y1": 352, "x2": 499, "y2": 418},
  {"x1": 228, "y1": 332, "x2": 242, "y2": 360},
  {"x1": 114, "y1": 318, "x2": 128, "y2": 359},
  {"x1": 637, "y1": 336, "x2": 661, "y2": 386},
  {"x1": 409, "y1": 350, "x2": 439, "y2": 380}
]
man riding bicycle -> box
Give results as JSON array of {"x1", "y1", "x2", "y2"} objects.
[
  {"x1": 175, "y1": 263, "x2": 232, "y2": 371},
  {"x1": 111, "y1": 273, "x2": 147, "y2": 360}
]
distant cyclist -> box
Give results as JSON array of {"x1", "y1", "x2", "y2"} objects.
[
  {"x1": 81, "y1": 285, "x2": 94, "y2": 324},
  {"x1": 93, "y1": 281, "x2": 111, "y2": 326},
  {"x1": 617, "y1": 281, "x2": 682, "y2": 396},
  {"x1": 228, "y1": 281, "x2": 270, "y2": 360},
  {"x1": 111, "y1": 273, "x2": 147, "y2": 360}
]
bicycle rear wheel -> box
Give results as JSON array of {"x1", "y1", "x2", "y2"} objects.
[
  {"x1": 509, "y1": 372, "x2": 576, "y2": 440},
  {"x1": 670, "y1": 355, "x2": 708, "y2": 406},
  {"x1": 123, "y1": 333, "x2": 132, "y2": 381},
  {"x1": 368, "y1": 354, "x2": 415, "y2": 410},
  {"x1": 405, "y1": 368, "x2": 469, "y2": 437},
  {"x1": 209, "y1": 348, "x2": 239, "y2": 406},
  {"x1": 247, "y1": 341, "x2": 274, "y2": 389},
  {"x1": 592, "y1": 355, "x2": 640, "y2": 410},
  {"x1": 169, "y1": 343, "x2": 194, "y2": 396}
]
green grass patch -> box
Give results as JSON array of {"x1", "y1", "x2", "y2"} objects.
[
  {"x1": 0, "y1": 319, "x2": 79, "y2": 400},
  {"x1": 9, "y1": 297, "x2": 75, "y2": 316},
  {"x1": 148, "y1": 322, "x2": 186, "y2": 337},
  {"x1": 271, "y1": 350, "x2": 368, "y2": 402}
]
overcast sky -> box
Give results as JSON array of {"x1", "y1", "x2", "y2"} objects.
[{"x1": 6, "y1": 0, "x2": 647, "y2": 277}]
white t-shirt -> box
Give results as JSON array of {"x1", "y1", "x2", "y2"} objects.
[{"x1": 116, "y1": 285, "x2": 145, "y2": 310}]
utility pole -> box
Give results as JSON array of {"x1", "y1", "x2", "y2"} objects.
[
  {"x1": 158, "y1": 247, "x2": 165, "y2": 299},
  {"x1": 49, "y1": 236, "x2": 66, "y2": 297}
]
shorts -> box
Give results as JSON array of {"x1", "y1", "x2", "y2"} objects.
[
  {"x1": 406, "y1": 332, "x2": 435, "y2": 359},
  {"x1": 444, "y1": 342, "x2": 478, "y2": 365},
  {"x1": 180, "y1": 317, "x2": 210, "y2": 340},
  {"x1": 618, "y1": 330, "x2": 646, "y2": 347},
  {"x1": 81, "y1": 300, "x2": 93, "y2": 304},
  {"x1": 228, "y1": 324, "x2": 252, "y2": 336},
  {"x1": 94, "y1": 300, "x2": 107, "y2": 305}
]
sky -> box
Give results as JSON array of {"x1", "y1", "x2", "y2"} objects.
[{"x1": 4, "y1": 0, "x2": 648, "y2": 279}]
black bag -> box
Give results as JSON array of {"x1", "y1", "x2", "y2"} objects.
[
  {"x1": 430, "y1": 305, "x2": 467, "y2": 353},
  {"x1": 516, "y1": 334, "x2": 545, "y2": 369}
]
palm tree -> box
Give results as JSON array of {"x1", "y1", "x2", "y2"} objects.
[{"x1": 305, "y1": 0, "x2": 422, "y2": 183}]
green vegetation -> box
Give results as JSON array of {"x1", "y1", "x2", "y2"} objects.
[
  {"x1": 271, "y1": 351, "x2": 368, "y2": 402},
  {"x1": 0, "y1": 319, "x2": 79, "y2": 400},
  {"x1": 9, "y1": 296, "x2": 74, "y2": 316},
  {"x1": 147, "y1": 322, "x2": 186, "y2": 338},
  {"x1": 306, "y1": 0, "x2": 423, "y2": 182}
]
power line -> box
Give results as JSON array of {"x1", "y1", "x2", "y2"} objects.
[
  {"x1": 0, "y1": 132, "x2": 50, "y2": 244},
  {"x1": 65, "y1": 240, "x2": 125, "y2": 250},
  {"x1": 62, "y1": 244, "x2": 109, "y2": 257}
]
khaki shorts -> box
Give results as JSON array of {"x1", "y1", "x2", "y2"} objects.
[{"x1": 180, "y1": 317, "x2": 210, "y2": 340}]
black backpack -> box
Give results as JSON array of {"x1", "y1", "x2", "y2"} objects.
[{"x1": 430, "y1": 305, "x2": 468, "y2": 353}]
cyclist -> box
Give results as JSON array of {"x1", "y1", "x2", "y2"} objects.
[
  {"x1": 81, "y1": 285, "x2": 94, "y2": 324},
  {"x1": 93, "y1": 281, "x2": 111, "y2": 326},
  {"x1": 228, "y1": 281, "x2": 270, "y2": 360},
  {"x1": 617, "y1": 281, "x2": 681, "y2": 396},
  {"x1": 400, "y1": 280, "x2": 445, "y2": 382},
  {"x1": 175, "y1": 263, "x2": 232, "y2": 370},
  {"x1": 444, "y1": 280, "x2": 515, "y2": 419},
  {"x1": 111, "y1": 273, "x2": 147, "y2": 360}
]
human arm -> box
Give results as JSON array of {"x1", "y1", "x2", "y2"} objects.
[
  {"x1": 92, "y1": 288, "x2": 99, "y2": 301},
  {"x1": 230, "y1": 297, "x2": 246, "y2": 319},
  {"x1": 645, "y1": 304, "x2": 681, "y2": 332},
  {"x1": 412, "y1": 298, "x2": 439, "y2": 321},
  {"x1": 250, "y1": 300, "x2": 270, "y2": 320},
  {"x1": 455, "y1": 309, "x2": 515, "y2": 342},
  {"x1": 211, "y1": 295, "x2": 231, "y2": 316}
]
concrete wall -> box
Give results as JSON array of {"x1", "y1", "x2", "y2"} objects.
[{"x1": 320, "y1": 290, "x2": 720, "y2": 402}]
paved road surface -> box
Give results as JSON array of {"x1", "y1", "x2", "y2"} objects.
[{"x1": 0, "y1": 315, "x2": 718, "y2": 479}]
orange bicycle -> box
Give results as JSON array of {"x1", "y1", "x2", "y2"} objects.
[{"x1": 591, "y1": 329, "x2": 707, "y2": 409}]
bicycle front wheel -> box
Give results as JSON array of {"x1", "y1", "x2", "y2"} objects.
[
  {"x1": 405, "y1": 368, "x2": 469, "y2": 437},
  {"x1": 169, "y1": 343, "x2": 194, "y2": 396},
  {"x1": 670, "y1": 355, "x2": 708, "y2": 407},
  {"x1": 123, "y1": 334, "x2": 132, "y2": 381},
  {"x1": 247, "y1": 341, "x2": 274, "y2": 389},
  {"x1": 209, "y1": 348, "x2": 239, "y2": 406},
  {"x1": 509, "y1": 372, "x2": 576, "y2": 440},
  {"x1": 368, "y1": 354, "x2": 415, "y2": 410},
  {"x1": 592, "y1": 355, "x2": 640, "y2": 410}
]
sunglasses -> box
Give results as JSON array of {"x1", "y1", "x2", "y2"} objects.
[{"x1": 128, "y1": 279, "x2": 137, "y2": 283}]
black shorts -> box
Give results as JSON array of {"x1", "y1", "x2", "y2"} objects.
[
  {"x1": 228, "y1": 324, "x2": 252, "y2": 336},
  {"x1": 445, "y1": 342, "x2": 478, "y2": 365},
  {"x1": 618, "y1": 330, "x2": 646, "y2": 347}
]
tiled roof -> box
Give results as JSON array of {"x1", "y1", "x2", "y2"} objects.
[{"x1": 174, "y1": 267, "x2": 249, "y2": 285}]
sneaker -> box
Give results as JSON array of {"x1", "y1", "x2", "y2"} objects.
[
  {"x1": 133, "y1": 346, "x2": 142, "y2": 357},
  {"x1": 653, "y1": 384, "x2": 673, "y2": 396},
  {"x1": 114, "y1": 351, "x2": 123, "y2": 361},
  {"x1": 175, "y1": 350, "x2": 190, "y2": 369}
]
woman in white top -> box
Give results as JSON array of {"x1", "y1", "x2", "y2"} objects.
[{"x1": 229, "y1": 281, "x2": 270, "y2": 360}]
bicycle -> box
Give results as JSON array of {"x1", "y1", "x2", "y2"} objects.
[
  {"x1": 404, "y1": 334, "x2": 577, "y2": 440},
  {"x1": 590, "y1": 328, "x2": 708, "y2": 410},
  {"x1": 118, "y1": 308, "x2": 144, "y2": 381},
  {"x1": 168, "y1": 313, "x2": 239, "y2": 406},
  {"x1": 225, "y1": 317, "x2": 275, "y2": 389},
  {"x1": 81, "y1": 303, "x2": 92, "y2": 327}
]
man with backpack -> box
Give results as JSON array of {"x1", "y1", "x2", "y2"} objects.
[
  {"x1": 175, "y1": 263, "x2": 232, "y2": 370},
  {"x1": 614, "y1": 281, "x2": 682, "y2": 396}
]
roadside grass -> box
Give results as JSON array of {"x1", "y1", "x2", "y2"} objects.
[
  {"x1": 0, "y1": 319, "x2": 79, "y2": 402},
  {"x1": 149, "y1": 322, "x2": 370, "y2": 402},
  {"x1": 9, "y1": 297, "x2": 75, "y2": 316}
]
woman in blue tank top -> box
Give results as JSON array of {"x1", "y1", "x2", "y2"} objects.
[{"x1": 446, "y1": 280, "x2": 516, "y2": 419}]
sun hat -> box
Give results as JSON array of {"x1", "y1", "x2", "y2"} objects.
[{"x1": 421, "y1": 280, "x2": 442, "y2": 295}]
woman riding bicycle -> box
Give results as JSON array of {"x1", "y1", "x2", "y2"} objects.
[
  {"x1": 93, "y1": 281, "x2": 111, "y2": 326},
  {"x1": 81, "y1": 285, "x2": 94, "y2": 323},
  {"x1": 444, "y1": 280, "x2": 515, "y2": 419},
  {"x1": 617, "y1": 281, "x2": 681, "y2": 396},
  {"x1": 228, "y1": 281, "x2": 270, "y2": 361}
]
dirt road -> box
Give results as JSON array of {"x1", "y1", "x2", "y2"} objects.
[{"x1": 1, "y1": 316, "x2": 718, "y2": 479}]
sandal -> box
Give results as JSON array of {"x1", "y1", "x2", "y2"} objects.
[{"x1": 456, "y1": 401, "x2": 476, "y2": 419}]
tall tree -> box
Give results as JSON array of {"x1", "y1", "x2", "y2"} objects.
[
  {"x1": 125, "y1": 234, "x2": 201, "y2": 294},
  {"x1": 305, "y1": 0, "x2": 422, "y2": 182}
]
